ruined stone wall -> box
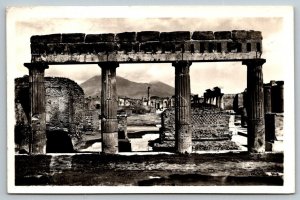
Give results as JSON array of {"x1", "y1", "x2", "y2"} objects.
[
  {"x1": 30, "y1": 30, "x2": 263, "y2": 63},
  {"x1": 15, "y1": 76, "x2": 84, "y2": 151},
  {"x1": 161, "y1": 104, "x2": 231, "y2": 141},
  {"x1": 83, "y1": 97, "x2": 101, "y2": 132},
  {"x1": 222, "y1": 94, "x2": 236, "y2": 110}
]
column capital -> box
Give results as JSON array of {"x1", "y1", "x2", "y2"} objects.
[
  {"x1": 263, "y1": 83, "x2": 272, "y2": 89},
  {"x1": 242, "y1": 58, "x2": 266, "y2": 66},
  {"x1": 172, "y1": 61, "x2": 192, "y2": 67},
  {"x1": 276, "y1": 80, "x2": 284, "y2": 86},
  {"x1": 98, "y1": 62, "x2": 119, "y2": 69},
  {"x1": 24, "y1": 63, "x2": 49, "y2": 70}
]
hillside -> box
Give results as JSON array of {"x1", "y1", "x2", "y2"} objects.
[{"x1": 80, "y1": 75, "x2": 174, "y2": 98}]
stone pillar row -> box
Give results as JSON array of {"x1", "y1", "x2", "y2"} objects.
[
  {"x1": 203, "y1": 89, "x2": 224, "y2": 109},
  {"x1": 24, "y1": 58, "x2": 265, "y2": 154}
]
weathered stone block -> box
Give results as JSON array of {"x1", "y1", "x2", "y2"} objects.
[
  {"x1": 161, "y1": 42, "x2": 175, "y2": 52},
  {"x1": 174, "y1": 42, "x2": 184, "y2": 52},
  {"x1": 118, "y1": 42, "x2": 133, "y2": 52},
  {"x1": 85, "y1": 34, "x2": 115, "y2": 42},
  {"x1": 232, "y1": 30, "x2": 248, "y2": 40},
  {"x1": 214, "y1": 31, "x2": 232, "y2": 40},
  {"x1": 93, "y1": 42, "x2": 116, "y2": 53},
  {"x1": 62, "y1": 33, "x2": 85, "y2": 43},
  {"x1": 247, "y1": 30, "x2": 262, "y2": 40},
  {"x1": 140, "y1": 42, "x2": 161, "y2": 53},
  {"x1": 115, "y1": 32, "x2": 136, "y2": 42},
  {"x1": 46, "y1": 43, "x2": 65, "y2": 54},
  {"x1": 31, "y1": 34, "x2": 62, "y2": 44},
  {"x1": 227, "y1": 42, "x2": 242, "y2": 52},
  {"x1": 137, "y1": 31, "x2": 160, "y2": 42},
  {"x1": 191, "y1": 31, "x2": 214, "y2": 40},
  {"x1": 31, "y1": 43, "x2": 47, "y2": 54},
  {"x1": 184, "y1": 41, "x2": 200, "y2": 53},
  {"x1": 68, "y1": 43, "x2": 94, "y2": 54},
  {"x1": 160, "y1": 31, "x2": 190, "y2": 41}
]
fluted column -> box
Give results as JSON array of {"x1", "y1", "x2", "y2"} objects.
[
  {"x1": 173, "y1": 61, "x2": 192, "y2": 153},
  {"x1": 24, "y1": 63, "x2": 49, "y2": 154},
  {"x1": 276, "y1": 81, "x2": 284, "y2": 113},
  {"x1": 219, "y1": 93, "x2": 224, "y2": 109},
  {"x1": 243, "y1": 59, "x2": 266, "y2": 153},
  {"x1": 99, "y1": 62, "x2": 119, "y2": 154},
  {"x1": 263, "y1": 83, "x2": 272, "y2": 114}
]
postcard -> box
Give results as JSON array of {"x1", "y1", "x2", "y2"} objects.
[{"x1": 6, "y1": 6, "x2": 294, "y2": 193}]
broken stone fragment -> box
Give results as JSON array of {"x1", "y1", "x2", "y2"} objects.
[
  {"x1": 62, "y1": 33, "x2": 85, "y2": 43},
  {"x1": 93, "y1": 42, "x2": 116, "y2": 53},
  {"x1": 136, "y1": 31, "x2": 160, "y2": 42},
  {"x1": 117, "y1": 42, "x2": 133, "y2": 52},
  {"x1": 140, "y1": 41, "x2": 161, "y2": 53},
  {"x1": 232, "y1": 30, "x2": 248, "y2": 40},
  {"x1": 115, "y1": 32, "x2": 136, "y2": 42},
  {"x1": 30, "y1": 34, "x2": 62, "y2": 44},
  {"x1": 160, "y1": 31, "x2": 190, "y2": 41},
  {"x1": 247, "y1": 30, "x2": 263, "y2": 40},
  {"x1": 191, "y1": 31, "x2": 214, "y2": 40},
  {"x1": 214, "y1": 31, "x2": 232, "y2": 40},
  {"x1": 85, "y1": 33, "x2": 115, "y2": 42}
]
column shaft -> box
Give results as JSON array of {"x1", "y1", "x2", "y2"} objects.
[
  {"x1": 173, "y1": 61, "x2": 192, "y2": 153},
  {"x1": 99, "y1": 62, "x2": 119, "y2": 154},
  {"x1": 264, "y1": 84, "x2": 272, "y2": 114},
  {"x1": 243, "y1": 59, "x2": 266, "y2": 153},
  {"x1": 24, "y1": 63, "x2": 48, "y2": 154},
  {"x1": 276, "y1": 81, "x2": 284, "y2": 113}
]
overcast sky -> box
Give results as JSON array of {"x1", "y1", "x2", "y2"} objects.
[{"x1": 12, "y1": 8, "x2": 287, "y2": 95}]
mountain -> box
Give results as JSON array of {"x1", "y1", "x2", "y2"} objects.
[{"x1": 80, "y1": 75, "x2": 174, "y2": 98}]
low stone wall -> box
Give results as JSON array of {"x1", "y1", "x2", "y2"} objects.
[
  {"x1": 161, "y1": 105, "x2": 231, "y2": 141},
  {"x1": 15, "y1": 153, "x2": 284, "y2": 186}
]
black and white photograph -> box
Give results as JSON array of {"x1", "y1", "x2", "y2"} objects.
[{"x1": 6, "y1": 6, "x2": 294, "y2": 193}]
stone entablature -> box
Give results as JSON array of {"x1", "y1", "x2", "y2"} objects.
[{"x1": 30, "y1": 30, "x2": 262, "y2": 63}]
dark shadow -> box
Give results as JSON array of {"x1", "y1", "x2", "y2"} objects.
[
  {"x1": 118, "y1": 139, "x2": 132, "y2": 152},
  {"x1": 46, "y1": 130, "x2": 74, "y2": 153}
]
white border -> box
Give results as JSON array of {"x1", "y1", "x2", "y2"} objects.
[{"x1": 7, "y1": 6, "x2": 295, "y2": 194}]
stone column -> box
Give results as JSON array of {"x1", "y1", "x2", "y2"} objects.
[
  {"x1": 24, "y1": 63, "x2": 49, "y2": 154},
  {"x1": 219, "y1": 93, "x2": 224, "y2": 109},
  {"x1": 173, "y1": 61, "x2": 192, "y2": 153},
  {"x1": 263, "y1": 83, "x2": 272, "y2": 114},
  {"x1": 215, "y1": 96, "x2": 219, "y2": 107},
  {"x1": 242, "y1": 59, "x2": 266, "y2": 153},
  {"x1": 276, "y1": 81, "x2": 284, "y2": 113},
  {"x1": 99, "y1": 62, "x2": 119, "y2": 154}
]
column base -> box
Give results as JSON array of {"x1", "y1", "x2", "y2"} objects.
[
  {"x1": 30, "y1": 113, "x2": 47, "y2": 154},
  {"x1": 247, "y1": 119, "x2": 265, "y2": 153},
  {"x1": 176, "y1": 124, "x2": 192, "y2": 153},
  {"x1": 102, "y1": 132, "x2": 119, "y2": 154}
]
